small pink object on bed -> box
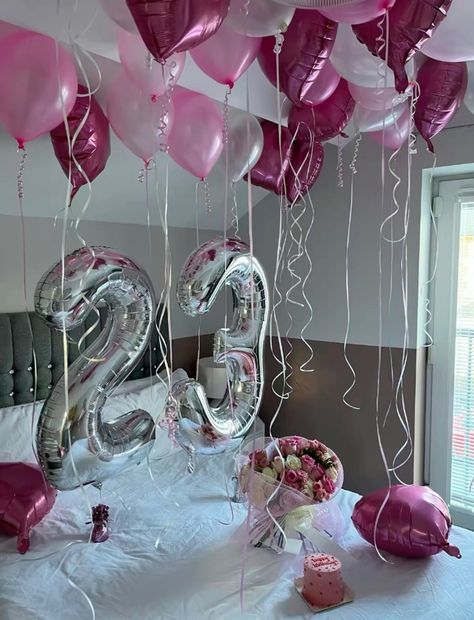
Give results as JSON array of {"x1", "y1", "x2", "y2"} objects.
[
  {"x1": 0, "y1": 462, "x2": 56, "y2": 553},
  {"x1": 302, "y1": 553, "x2": 344, "y2": 608}
]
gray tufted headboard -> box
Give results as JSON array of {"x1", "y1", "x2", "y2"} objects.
[{"x1": 0, "y1": 307, "x2": 168, "y2": 409}]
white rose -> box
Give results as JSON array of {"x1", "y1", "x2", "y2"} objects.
[
  {"x1": 262, "y1": 466, "x2": 278, "y2": 480},
  {"x1": 303, "y1": 481, "x2": 314, "y2": 499},
  {"x1": 327, "y1": 466, "x2": 338, "y2": 481},
  {"x1": 322, "y1": 452, "x2": 332, "y2": 462},
  {"x1": 272, "y1": 456, "x2": 284, "y2": 474},
  {"x1": 286, "y1": 455, "x2": 302, "y2": 471}
]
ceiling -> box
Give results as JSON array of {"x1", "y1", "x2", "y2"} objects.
[{"x1": 0, "y1": 1, "x2": 274, "y2": 229}]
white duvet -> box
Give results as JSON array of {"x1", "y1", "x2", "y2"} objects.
[{"x1": 1, "y1": 444, "x2": 473, "y2": 620}]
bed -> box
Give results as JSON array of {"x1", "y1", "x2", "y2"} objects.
[{"x1": 1, "y1": 313, "x2": 474, "y2": 620}]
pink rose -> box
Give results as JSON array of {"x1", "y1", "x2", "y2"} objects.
[
  {"x1": 311, "y1": 463, "x2": 325, "y2": 481},
  {"x1": 279, "y1": 438, "x2": 298, "y2": 456},
  {"x1": 322, "y1": 476, "x2": 336, "y2": 494},
  {"x1": 250, "y1": 450, "x2": 268, "y2": 469},
  {"x1": 283, "y1": 469, "x2": 300, "y2": 489},
  {"x1": 296, "y1": 469, "x2": 309, "y2": 489},
  {"x1": 300, "y1": 454, "x2": 315, "y2": 473}
]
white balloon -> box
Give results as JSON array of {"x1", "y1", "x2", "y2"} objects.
[
  {"x1": 327, "y1": 117, "x2": 356, "y2": 149},
  {"x1": 226, "y1": 0, "x2": 295, "y2": 37},
  {"x1": 349, "y1": 82, "x2": 410, "y2": 111},
  {"x1": 217, "y1": 109, "x2": 264, "y2": 183},
  {"x1": 99, "y1": 0, "x2": 137, "y2": 33},
  {"x1": 331, "y1": 23, "x2": 414, "y2": 89},
  {"x1": 422, "y1": 0, "x2": 474, "y2": 62},
  {"x1": 354, "y1": 102, "x2": 406, "y2": 133},
  {"x1": 465, "y1": 61, "x2": 474, "y2": 115}
]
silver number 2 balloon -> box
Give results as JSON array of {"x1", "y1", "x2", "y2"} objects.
[
  {"x1": 172, "y1": 237, "x2": 269, "y2": 441},
  {"x1": 35, "y1": 247, "x2": 156, "y2": 491}
]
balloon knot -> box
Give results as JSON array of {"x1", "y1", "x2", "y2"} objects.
[
  {"x1": 17, "y1": 140, "x2": 25, "y2": 151},
  {"x1": 227, "y1": 81, "x2": 234, "y2": 90},
  {"x1": 444, "y1": 543, "x2": 462, "y2": 558},
  {"x1": 151, "y1": 94, "x2": 158, "y2": 103}
]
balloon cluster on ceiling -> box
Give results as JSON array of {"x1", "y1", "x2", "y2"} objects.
[{"x1": 0, "y1": 0, "x2": 472, "y2": 203}]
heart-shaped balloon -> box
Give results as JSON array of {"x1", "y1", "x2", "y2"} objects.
[
  {"x1": 414, "y1": 58, "x2": 467, "y2": 152},
  {"x1": 126, "y1": 0, "x2": 230, "y2": 62},
  {"x1": 288, "y1": 79, "x2": 355, "y2": 142},
  {"x1": 258, "y1": 9, "x2": 337, "y2": 106},
  {"x1": 353, "y1": 0, "x2": 453, "y2": 93},
  {"x1": 284, "y1": 140, "x2": 324, "y2": 204},
  {"x1": 246, "y1": 120, "x2": 293, "y2": 194},
  {"x1": 0, "y1": 462, "x2": 56, "y2": 554},
  {"x1": 50, "y1": 85, "x2": 111, "y2": 201},
  {"x1": 351, "y1": 484, "x2": 461, "y2": 559}
]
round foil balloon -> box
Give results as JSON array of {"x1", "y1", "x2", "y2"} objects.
[
  {"x1": 351, "y1": 484, "x2": 462, "y2": 559},
  {"x1": 217, "y1": 109, "x2": 264, "y2": 183},
  {"x1": 50, "y1": 85, "x2": 111, "y2": 201},
  {"x1": 0, "y1": 462, "x2": 56, "y2": 554},
  {"x1": 35, "y1": 247, "x2": 156, "y2": 491},
  {"x1": 0, "y1": 31, "x2": 77, "y2": 148},
  {"x1": 227, "y1": 0, "x2": 295, "y2": 37},
  {"x1": 171, "y1": 237, "x2": 269, "y2": 450}
]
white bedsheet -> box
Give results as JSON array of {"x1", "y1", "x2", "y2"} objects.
[{"x1": 1, "y1": 449, "x2": 473, "y2": 620}]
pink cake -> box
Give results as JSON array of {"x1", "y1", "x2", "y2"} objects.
[{"x1": 302, "y1": 553, "x2": 344, "y2": 608}]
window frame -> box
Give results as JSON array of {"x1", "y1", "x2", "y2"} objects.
[{"x1": 428, "y1": 177, "x2": 474, "y2": 530}]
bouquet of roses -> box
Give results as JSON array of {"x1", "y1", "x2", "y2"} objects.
[{"x1": 238, "y1": 435, "x2": 343, "y2": 552}]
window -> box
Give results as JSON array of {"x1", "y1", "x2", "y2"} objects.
[{"x1": 428, "y1": 177, "x2": 474, "y2": 530}]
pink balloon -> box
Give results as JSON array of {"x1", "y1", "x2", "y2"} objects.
[
  {"x1": 191, "y1": 23, "x2": 260, "y2": 88},
  {"x1": 106, "y1": 71, "x2": 174, "y2": 163},
  {"x1": 353, "y1": 0, "x2": 453, "y2": 93},
  {"x1": 126, "y1": 0, "x2": 230, "y2": 61},
  {"x1": 0, "y1": 31, "x2": 77, "y2": 148},
  {"x1": 414, "y1": 58, "x2": 467, "y2": 153},
  {"x1": 368, "y1": 107, "x2": 411, "y2": 149},
  {"x1": 118, "y1": 29, "x2": 186, "y2": 101},
  {"x1": 168, "y1": 89, "x2": 223, "y2": 178},
  {"x1": 246, "y1": 120, "x2": 293, "y2": 194},
  {"x1": 0, "y1": 462, "x2": 56, "y2": 554},
  {"x1": 319, "y1": 0, "x2": 396, "y2": 25},
  {"x1": 352, "y1": 484, "x2": 461, "y2": 559},
  {"x1": 288, "y1": 79, "x2": 355, "y2": 142}
]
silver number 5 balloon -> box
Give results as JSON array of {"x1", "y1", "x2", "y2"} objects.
[
  {"x1": 35, "y1": 246, "x2": 156, "y2": 490},
  {"x1": 172, "y1": 237, "x2": 269, "y2": 441}
]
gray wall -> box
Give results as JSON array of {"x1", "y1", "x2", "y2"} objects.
[{"x1": 0, "y1": 214, "x2": 222, "y2": 339}]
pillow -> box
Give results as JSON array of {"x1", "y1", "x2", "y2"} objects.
[{"x1": 0, "y1": 369, "x2": 188, "y2": 464}]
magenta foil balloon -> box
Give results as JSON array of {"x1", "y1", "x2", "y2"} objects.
[
  {"x1": 353, "y1": 0, "x2": 453, "y2": 93},
  {"x1": 319, "y1": 0, "x2": 396, "y2": 25},
  {"x1": 0, "y1": 462, "x2": 56, "y2": 554},
  {"x1": 352, "y1": 484, "x2": 462, "y2": 559},
  {"x1": 191, "y1": 22, "x2": 260, "y2": 88},
  {"x1": 257, "y1": 10, "x2": 337, "y2": 106},
  {"x1": 50, "y1": 86, "x2": 111, "y2": 201},
  {"x1": 0, "y1": 31, "x2": 77, "y2": 148},
  {"x1": 414, "y1": 58, "x2": 467, "y2": 153},
  {"x1": 288, "y1": 79, "x2": 355, "y2": 142},
  {"x1": 126, "y1": 0, "x2": 230, "y2": 62},
  {"x1": 168, "y1": 88, "x2": 223, "y2": 179},
  {"x1": 246, "y1": 120, "x2": 293, "y2": 194},
  {"x1": 284, "y1": 140, "x2": 324, "y2": 204}
]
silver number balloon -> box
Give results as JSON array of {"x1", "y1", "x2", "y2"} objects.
[
  {"x1": 35, "y1": 247, "x2": 156, "y2": 490},
  {"x1": 172, "y1": 237, "x2": 269, "y2": 440}
]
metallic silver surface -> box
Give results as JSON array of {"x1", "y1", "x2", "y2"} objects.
[
  {"x1": 35, "y1": 247, "x2": 156, "y2": 491},
  {"x1": 172, "y1": 237, "x2": 269, "y2": 441}
]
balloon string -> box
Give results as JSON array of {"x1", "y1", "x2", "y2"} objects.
[
  {"x1": 336, "y1": 136, "x2": 344, "y2": 189},
  {"x1": 231, "y1": 182, "x2": 240, "y2": 238},
  {"x1": 342, "y1": 133, "x2": 361, "y2": 410},
  {"x1": 194, "y1": 188, "x2": 202, "y2": 381},
  {"x1": 422, "y1": 154, "x2": 439, "y2": 348},
  {"x1": 202, "y1": 178, "x2": 212, "y2": 214}
]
